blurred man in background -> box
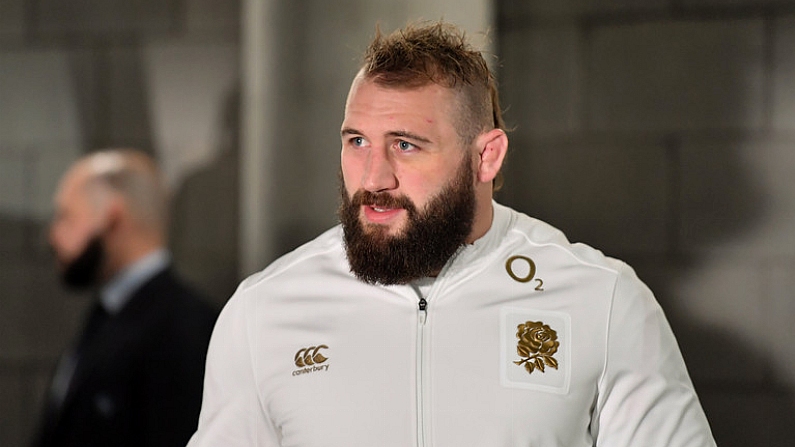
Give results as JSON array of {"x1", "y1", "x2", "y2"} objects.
[{"x1": 33, "y1": 148, "x2": 218, "y2": 447}]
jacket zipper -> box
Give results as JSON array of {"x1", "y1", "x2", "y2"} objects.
[{"x1": 417, "y1": 296, "x2": 428, "y2": 447}]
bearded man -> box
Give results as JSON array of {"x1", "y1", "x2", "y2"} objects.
[
  {"x1": 35, "y1": 149, "x2": 217, "y2": 447},
  {"x1": 188, "y1": 22, "x2": 716, "y2": 447}
]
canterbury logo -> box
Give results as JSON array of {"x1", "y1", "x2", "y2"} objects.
[{"x1": 294, "y1": 345, "x2": 329, "y2": 367}]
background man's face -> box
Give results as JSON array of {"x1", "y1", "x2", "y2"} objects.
[{"x1": 49, "y1": 169, "x2": 104, "y2": 276}]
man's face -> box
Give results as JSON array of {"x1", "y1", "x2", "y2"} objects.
[
  {"x1": 339, "y1": 77, "x2": 477, "y2": 284},
  {"x1": 49, "y1": 169, "x2": 106, "y2": 288},
  {"x1": 341, "y1": 77, "x2": 473, "y2": 235}
]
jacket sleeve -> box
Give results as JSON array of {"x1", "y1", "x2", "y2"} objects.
[
  {"x1": 187, "y1": 288, "x2": 280, "y2": 446},
  {"x1": 591, "y1": 264, "x2": 716, "y2": 447}
]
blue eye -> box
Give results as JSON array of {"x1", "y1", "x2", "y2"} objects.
[
  {"x1": 352, "y1": 137, "x2": 365, "y2": 146},
  {"x1": 397, "y1": 140, "x2": 414, "y2": 151}
]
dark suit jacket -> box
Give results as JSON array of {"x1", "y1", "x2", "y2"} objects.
[{"x1": 33, "y1": 268, "x2": 219, "y2": 447}]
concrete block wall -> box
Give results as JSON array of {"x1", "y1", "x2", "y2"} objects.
[
  {"x1": 0, "y1": 1, "x2": 240, "y2": 445},
  {"x1": 7, "y1": 0, "x2": 792, "y2": 444},
  {"x1": 498, "y1": 1, "x2": 795, "y2": 445}
]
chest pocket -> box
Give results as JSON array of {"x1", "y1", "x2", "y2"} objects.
[{"x1": 500, "y1": 307, "x2": 571, "y2": 394}]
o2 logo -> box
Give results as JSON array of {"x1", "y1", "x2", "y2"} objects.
[{"x1": 505, "y1": 255, "x2": 544, "y2": 291}]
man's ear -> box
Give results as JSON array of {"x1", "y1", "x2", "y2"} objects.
[
  {"x1": 101, "y1": 194, "x2": 126, "y2": 233},
  {"x1": 475, "y1": 128, "x2": 508, "y2": 184}
]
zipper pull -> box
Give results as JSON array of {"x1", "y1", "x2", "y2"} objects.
[
  {"x1": 418, "y1": 297, "x2": 427, "y2": 324},
  {"x1": 418, "y1": 297, "x2": 427, "y2": 311}
]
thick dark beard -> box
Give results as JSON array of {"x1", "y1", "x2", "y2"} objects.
[
  {"x1": 339, "y1": 155, "x2": 476, "y2": 285},
  {"x1": 59, "y1": 235, "x2": 105, "y2": 290}
]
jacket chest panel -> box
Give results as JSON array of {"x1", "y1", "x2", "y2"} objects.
[{"x1": 255, "y1": 278, "x2": 609, "y2": 447}]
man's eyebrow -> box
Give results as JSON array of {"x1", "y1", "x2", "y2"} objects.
[
  {"x1": 387, "y1": 130, "x2": 432, "y2": 144},
  {"x1": 341, "y1": 127, "x2": 361, "y2": 137},
  {"x1": 341, "y1": 128, "x2": 433, "y2": 145}
]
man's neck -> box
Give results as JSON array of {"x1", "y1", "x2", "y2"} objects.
[
  {"x1": 466, "y1": 196, "x2": 494, "y2": 244},
  {"x1": 99, "y1": 248, "x2": 171, "y2": 314}
]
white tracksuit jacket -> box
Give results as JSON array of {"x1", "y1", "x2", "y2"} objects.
[{"x1": 188, "y1": 202, "x2": 716, "y2": 447}]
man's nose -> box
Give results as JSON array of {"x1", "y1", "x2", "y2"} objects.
[{"x1": 362, "y1": 148, "x2": 397, "y2": 192}]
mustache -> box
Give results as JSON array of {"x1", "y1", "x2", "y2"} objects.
[{"x1": 350, "y1": 190, "x2": 416, "y2": 213}]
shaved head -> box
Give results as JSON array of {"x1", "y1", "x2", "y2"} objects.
[
  {"x1": 50, "y1": 148, "x2": 170, "y2": 285},
  {"x1": 77, "y1": 149, "x2": 169, "y2": 234}
]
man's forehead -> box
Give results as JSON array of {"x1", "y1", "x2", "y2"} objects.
[
  {"x1": 345, "y1": 77, "x2": 456, "y2": 116},
  {"x1": 56, "y1": 164, "x2": 94, "y2": 205}
]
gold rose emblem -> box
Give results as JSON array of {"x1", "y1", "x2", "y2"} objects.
[{"x1": 513, "y1": 321, "x2": 559, "y2": 374}]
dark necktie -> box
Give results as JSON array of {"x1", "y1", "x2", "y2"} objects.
[
  {"x1": 74, "y1": 301, "x2": 110, "y2": 358},
  {"x1": 61, "y1": 300, "x2": 111, "y2": 400}
]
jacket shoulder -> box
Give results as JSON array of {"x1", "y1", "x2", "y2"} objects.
[
  {"x1": 236, "y1": 225, "x2": 345, "y2": 294},
  {"x1": 501, "y1": 204, "x2": 625, "y2": 275}
]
